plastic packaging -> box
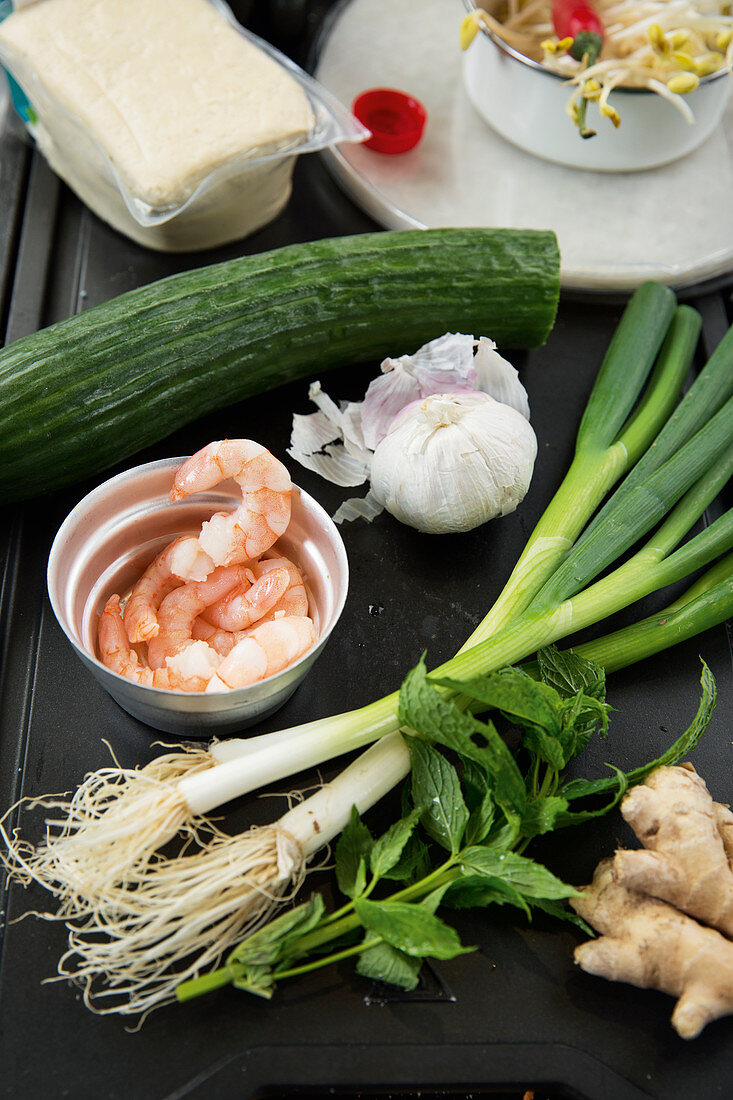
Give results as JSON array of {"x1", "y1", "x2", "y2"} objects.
[{"x1": 0, "y1": 0, "x2": 368, "y2": 251}]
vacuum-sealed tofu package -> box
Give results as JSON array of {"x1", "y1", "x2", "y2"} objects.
[{"x1": 0, "y1": 0, "x2": 367, "y2": 251}]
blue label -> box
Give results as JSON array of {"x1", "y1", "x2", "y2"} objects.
[{"x1": 0, "y1": 2, "x2": 36, "y2": 123}]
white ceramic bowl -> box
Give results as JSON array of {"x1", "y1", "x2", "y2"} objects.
[
  {"x1": 47, "y1": 457, "x2": 349, "y2": 736},
  {"x1": 461, "y1": 1, "x2": 733, "y2": 172}
]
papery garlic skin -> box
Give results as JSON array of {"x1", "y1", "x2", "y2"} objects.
[
  {"x1": 362, "y1": 332, "x2": 478, "y2": 449},
  {"x1": 360, "y1": 332, "x2": 530, "y2": 449},
  {"x1": 473, "y1": 337, "x2": 530, "y2": 421},
  {"x1": 370, "y1": 392, "x2": 537, "y2": 535}
]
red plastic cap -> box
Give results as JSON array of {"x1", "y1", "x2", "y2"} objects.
[{"x1": 352, "y1": 88, "x2": 427, "y2": 154}]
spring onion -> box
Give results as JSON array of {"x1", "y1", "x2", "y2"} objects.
[
  {"x1": 460, "y1": 295, "x2": 701, "y2": 645},
  {"x1": 531, "y1": 552, "x2": 733, "y2": 675}
]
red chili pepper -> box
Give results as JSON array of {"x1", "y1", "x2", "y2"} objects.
[
  {"x1": 552, "y1": 0, "x2": 604, "y2": 138},
  {"x1": 552, "y1": 0, "x2": 604, "y2": 64}
]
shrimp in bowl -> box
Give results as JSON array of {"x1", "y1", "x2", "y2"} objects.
[
  {"x1": 94, "y1": 440, "x2": 325, "y2": 697},
  {"x1": 47, "y1": 441, "x2": 347, "y2": 732}
]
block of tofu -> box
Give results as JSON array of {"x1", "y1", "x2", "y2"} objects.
[{"x1": 0, "y1": 0, "x2": 313, "y2": 249}]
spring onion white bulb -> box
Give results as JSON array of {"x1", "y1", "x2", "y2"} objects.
[
  {"x1": 52, "y1": 734, "x2": 410, "y2": 1018},
  {"x1": 369, "y1": 392, "x2": 538, "y2": 534}
]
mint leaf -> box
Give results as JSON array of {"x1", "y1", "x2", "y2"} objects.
[
  {"x1": 461, "y1": 756, "x2": 491, "y2": 810},
  {"x1": 380, "y1": 832, "x2": 432, "y2": 883},
  {"x1": 354, "y1": 897, "x2": 473, "y2": 960},
  {"x1": 521, "y1": 725, "x2": 566, "y2": 770},
  {"x1": 530, "y1": 897, "x2": 593, "y2": 935},
  {"x1": 466, "y1": 715, "x2": 527, "y2": 825},
  {"x1": 537, "y1": 646, "x2": 609, "y2": 761},
  {"x1": 356, "y1": 939, "x2": 422, "y2": 990},
  {"x1": 561, "y1": 764, "x2": 628, "y2": 805},
  {"x1": 559, "y1": 690, "x2": 610, "y2": 759},
  {"x1": 520, "y1": 794, "x2": 570, "y2": 838},
  {"x1": 335, "y1": 806, "x2": 374, "y2": 898},
  {"x1": 370, "y1": 807, "x2": 423, "y2": 879},
  {"x1": 433, "y1": 664, "x2": 611, "y2": 770},
  {"x1": 459, "y1": 848, "x2": 578, "y2": 900},
  {"x1": 420, "y1": 883, "x2": 453, "y2": 914},
  {"x1": 399, "y1": 659, "x2": 526, "y2": 821},
  {"x1": 485, "y1": 821, "x2": 520, "y2": 850},
  {"x1": 435, "y1": 665, "x2": 573, "y2": 765},
  {"x1": 436, "y1": 666, "x2": 564, "y2": 741},
  {"x1": 227, "y1": 894, "x2": 325, "y2": 968},
  {"x1": 459, "y1": 759, "x2": 496, "y2": 844},
  {"x1": 408, "y1": 738, "x2": 468, "y2": 854},
  {"x1": 537, "y1": 646, "x2": 606, "y2": 700},
  {"x1": 232, "y1": 964, "x2": 276, "y2": 999},
  {"x1": 464, "y1": 790, "x2": 495, "y2": 846},
  {"x1": 556, "y1": 766, "x2": 634, "y2": 826},
  {"x1": 443, "y1": 874, "x2": 531, "y2": 917},
  {"x1": 561, "y1": 663, "x2": 715, "y2": 810}
]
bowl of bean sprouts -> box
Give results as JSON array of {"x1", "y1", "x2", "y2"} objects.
[
  {"x1": 47, "y1": 454, "x2": 349, "y2": 736},
  {"x1": 461, "y1": 0, "x2": 733, "y2": 171}
]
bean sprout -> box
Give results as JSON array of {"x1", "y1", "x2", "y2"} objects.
[{"x1": 468, "y1": 1, "x2": 733, "y2": 132}]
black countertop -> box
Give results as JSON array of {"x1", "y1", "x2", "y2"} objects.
[{"x1": 0, "y1": 7, "x2": 731, "y2": 1098}]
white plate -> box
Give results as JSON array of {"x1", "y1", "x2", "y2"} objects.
[{"x1": 314, "y1": 0, "x2": 733, "y2": 292}]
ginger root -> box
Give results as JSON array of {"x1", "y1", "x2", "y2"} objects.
[
  {"x1": 714, "y1": 800, "x2": 733, "y2": 860},
  {"x1": 572, "y1": 859, "x2": 733, "y2": 1040},
  {"x1": 613, "y1": 763, "x2": 733, "y2": 938},
  {"x1": 572, "y1": 763, "x2": 733, "y2": 1039}
]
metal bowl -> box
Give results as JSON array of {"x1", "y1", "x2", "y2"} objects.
[
  {"x1": 462, "y1": 0, "x2": 732, "y2": 172},
  {"x1": 47, "y1": 457, "x2": 349, "y2": 736}
]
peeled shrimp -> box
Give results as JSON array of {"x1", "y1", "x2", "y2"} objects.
[
  {"x1": 147, "y1": 564, "x2": 250, "y2": 670},
  {"x1": 98, "y1": 596, "x2": 219, "y2": 692},
  {"x1": 170, "y1": 440, "x2": 292, "y2": 574},
  {"x1": 194, "y1": 555, "x2": 308, "y2": 651},
  {"x1": 249, "y1": 553, "x2": 309, "y2": 622},
  {"x1": 206, "y1": 616, "x2": 317, "y2": 692},
  {"x1": 123, "y1": 536, "x2": 214, "y2": 644},
  {"x1": 190, "y1": 616, "x2": 239, "y2": 657},
  {"x1": 203, "y1": 565, "x2": 290, "y2": 633}
]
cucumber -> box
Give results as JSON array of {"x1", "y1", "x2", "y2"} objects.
[{"x1": 0, "y1": 228, "x2": 560, "y2": 503}]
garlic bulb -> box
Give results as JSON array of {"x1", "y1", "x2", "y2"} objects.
[
  {"x1": 369, "y1": 392, "x2": 537, "y2": 535},
  {"x1": 287, "y1": 332, "x2": 535, "y2": 530}
]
